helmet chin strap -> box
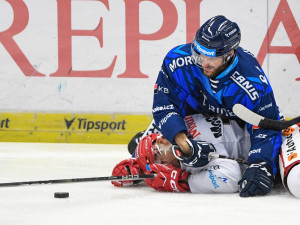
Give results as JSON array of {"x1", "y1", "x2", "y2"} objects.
[
  {"x1": 223, "y1": 52, "x2": 232, "y2": 64},
  {"x1": 221, "y1": 49, "x2": 236, "y2": 65}
]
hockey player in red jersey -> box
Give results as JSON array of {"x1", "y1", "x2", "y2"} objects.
[
  {"x1": 112, "y1": 119, "x2": 300, "y2": 198},
  {"x1": 112, "y1": 114, "x2": 249, "y2": 193},
  {"x1": 111, "y1": 14, "x2": 300, "y2": 197}
]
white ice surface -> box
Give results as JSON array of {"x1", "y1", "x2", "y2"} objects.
[{"x1": 0, "y1": 142, "x2": 299, "y2": 225}]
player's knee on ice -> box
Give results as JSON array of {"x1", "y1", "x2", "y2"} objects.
[
  {"x1": 186, "y1": 159, "x2": 242, "y2": 193},
  {"x1": 287, "y1": 164, "x2": 300, "y2": 198}
]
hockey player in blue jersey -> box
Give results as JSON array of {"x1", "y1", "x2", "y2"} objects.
[{"x1": 152, "y1": 15, "x2": 282, "y2": 197}]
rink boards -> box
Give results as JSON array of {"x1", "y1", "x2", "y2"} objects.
[{"x1": 0, "y1": 112, "x2": 152, "y2": 144}]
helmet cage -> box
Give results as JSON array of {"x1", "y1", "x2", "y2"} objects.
[{"x1": 135, "y1": 133, "x2": 162, "y2": 172}]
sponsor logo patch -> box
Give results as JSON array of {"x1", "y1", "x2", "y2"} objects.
[
  {"x1": 288, "y1": 153, "x2": 298, "y2": 161},
  {"x1": 64, "y1": 118, "x2": 126, "y2": 132},
  {"x1": 154, "y1": 84, "x2": 158, "y2": 94},
  {"x1": 248, "y1": 148, "x2": 261, "y2": 156},
  {"x1": 282, "y1": 127, "x2": 295, "y2": 136},
  {"x1": 230, "y1": 71, "x2": 259, "y2": 101},
  {"x1": 0, "y1": 118, "x2": 10, "y2": 129},
  {"x1": 184, "y1": 116, "x2": 201, "y2": 139},
  {"x1": 205, "y1": 117, "x2": 222, "y2": 138},
  {"x1": 168, "y1": 56, "x2": 193, "y2": 72},
  {"x1": 208, "y1": 170, "x2": 220, "y2": 189},
  {"x1": 152, "y1": 104, "x2": 174, "y2": 113},
  {"x1": 285, "y1": 134, "x2": 298, "y2": 161},
  {"x1": 194, "y1": 40, "x2": 216, "y2": 57}
]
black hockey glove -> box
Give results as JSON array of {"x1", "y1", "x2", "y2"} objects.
[
  {"x1": 172, "y1": 137, "x2": 216, "y2": 168},
  {"x1": 239, "y1": 162, "x2": 274, "y2": 197}
]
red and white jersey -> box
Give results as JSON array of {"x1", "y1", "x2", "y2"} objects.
[
  {"x1": 183, "y1": 114, "x2": 250, "y2": 161},
  {"x1": 143, "y1": 114, "x2": 250, "y2": 193},
  {"x1": 182, "y1": 114, "x2": 250, "y2": 193},
  {"x1": 279, "y1": 123, "x2": 300, "y2": 197}
]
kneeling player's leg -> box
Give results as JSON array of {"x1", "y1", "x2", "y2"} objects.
[
  {"x1": 279, "y1": 123, "x2": 300, "y2": 198},
  {"x1": 287, "y1": 164, "x2": 300, "y2": 198}
]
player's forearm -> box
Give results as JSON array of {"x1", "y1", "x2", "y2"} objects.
[{"x1": 174, "y1": 132, "x2": 191, "y2": 156}]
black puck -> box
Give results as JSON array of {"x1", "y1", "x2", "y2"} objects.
[{"x1": 54, "y1": 192, "x2": 69, "y2": 198}]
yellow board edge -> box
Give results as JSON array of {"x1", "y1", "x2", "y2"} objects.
[{"x1": 0, "y1": 112, "x2": 153, "y2": 144}]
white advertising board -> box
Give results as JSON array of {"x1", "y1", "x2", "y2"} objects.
[{"x1": 0, "y1": 0, "x2": 299, "y2": 117}]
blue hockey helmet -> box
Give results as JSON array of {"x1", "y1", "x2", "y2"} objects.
[{"x1": 191, "y1": 15, "x2": 241, "y2": 67}]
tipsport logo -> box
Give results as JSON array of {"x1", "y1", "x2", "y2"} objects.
[
  {"x1": 194, "y1": 40, "x2": 216, "y2": 57},
  {"x1": 64, "y1": 118, "x2": 126, "y2": 132},
  {"x1": 0, "y1": 118, "x2": 10, "y2": 129}
]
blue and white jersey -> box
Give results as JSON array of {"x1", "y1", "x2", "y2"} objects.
[{"x1": 152, "y1": 44, "x2": 282, "y2": 174}]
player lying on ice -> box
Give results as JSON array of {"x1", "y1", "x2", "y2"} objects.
[
  {"x1": 112, "y1": 114, "x2": 251, "y2": 194},
  {"x1": 112, "y1": 114, "x2": 300, "y2": 198}
]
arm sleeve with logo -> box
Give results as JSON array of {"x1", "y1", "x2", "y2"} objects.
[
  {"x1": 236, "y1": 89, "x2": 282, "y2": 173},
  {"x1": 226, "y1": 54, "x2": 282, "y2": 174},
  {"x1": 152, "y1": 51, "x2": 190, "y2": 144}
]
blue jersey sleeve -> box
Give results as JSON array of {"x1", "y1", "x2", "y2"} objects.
[
  {"x1": 228, "y1": 49, "x2": 282, "y2": 173},
  {"x1": 237, "y1": 93, "x2": 282, "y2": 173},
  {"x1": 152, "y1": 59, "x2": 188, "y2": 143}
]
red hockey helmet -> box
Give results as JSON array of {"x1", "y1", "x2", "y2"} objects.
[{"x1": 135, "y1": 133, "x2": 161, "y2": 172}]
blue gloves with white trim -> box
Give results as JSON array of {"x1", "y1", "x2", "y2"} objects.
[
  {"x1": 172, "y1": 136, "x2": 216, "y2": 168},
  {"x1": 239, "y1": 162, "x2": 274, "y2": 197}
]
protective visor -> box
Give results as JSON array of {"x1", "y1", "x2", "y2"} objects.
[{"x1": 191, "y1": 40, "x2": 230, "y2": 68}]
